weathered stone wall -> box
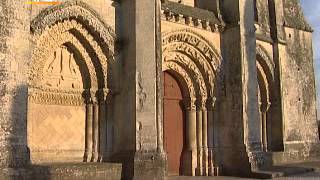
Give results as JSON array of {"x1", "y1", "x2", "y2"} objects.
[
  {"x1": 280, "y1": 27, "x2": 320, "y2": 158},
  {"x1": 254, "y1": 0, "x2": 272, "y2": 46},
  {"x1": 112, "y1": 0, "x2": 165, "y2": 179},
  {"x1": 0, "y1": 0, "x2": 319, "y2": 178},
  {"x1": 0, "y1": 0, "x2": 30, "y2": 167},
  {"x1": 28, "y1": 104, "x2": 85, "y2": 163}
]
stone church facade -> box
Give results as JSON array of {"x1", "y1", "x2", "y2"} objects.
[{"x1": 0, "y1": 0, "x2": 319, "y2": 179}]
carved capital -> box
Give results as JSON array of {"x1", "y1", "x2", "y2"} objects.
[
  {"x1": 82, "y1": 89, "x2": 98, "y2": 104},
  {"x1": 206, "y1": 97, "x2": 217, "y2": 110},
  {"x1": 260, "y1": 101, "x2": 271, "y2": 112},
  {"x1": 196, "y1": 97, "x2": 207, "y2": 110},
  {"x1": 97, "y1": 88, "x2": 112, "y2": 104},
  {"x1": 183, "y1": 98, "x2": 196, "y2": 111}
]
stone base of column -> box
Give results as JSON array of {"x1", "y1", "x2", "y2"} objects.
[
  {"x1": 83, "y1": 150, "x2": 92, "y2": 163},
  {"x1": 181, "y1": 150, "x2": 197, "y2": 176},
  {"x1": 272, "y1": 142, "x2": 320, "y2": 165},
  {"x1": 111, "y1": 150, "x2": 166, "y2": 179},
  {"x1": 91, "y1": 151, "x2": 99, "y2": 162},
  {"x1": 133, "y1": 151, "x2": 166, "y2": 180},
  {"x1": 0, "y1": 145, "x2": 30, "y2": 168},
  {"x1": 100, "y1": 150, "x2": 113, "y2": 162},
  {"x1": 247, "y1": 151, "x2": 272, "y2": 170},
  {"x1": 202, "y1": 148, "x2": 208, "y2": 176},
  {"x1": 208, "y1": 166, "x2": 221, "y2": 176},
  {"x1": 195, "y1": 149, "x2": 203, "y2": 176},
  {"x1": 218, "y1": 145, "x2": 252, "y2": 177}
]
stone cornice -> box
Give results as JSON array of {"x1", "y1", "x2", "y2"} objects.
[{"x1": 161, "y1": 1, "x2": 225, "y2": 33}]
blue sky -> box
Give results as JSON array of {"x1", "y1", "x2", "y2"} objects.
[{"x1": 301, "y1": 0, "x2": 320, "y2": 112}]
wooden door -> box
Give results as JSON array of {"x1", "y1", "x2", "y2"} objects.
[{"x1": 163, "y1": 72, "x2": 184, "y2": 176}]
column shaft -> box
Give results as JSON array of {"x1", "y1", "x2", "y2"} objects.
[
  {"x1": 202, "y1": 109, "x2": 208, "y2": 175},
  {"x1": 84, "y1": 103, "x2": 93, "y2": 162},
  {"x1": 207, "y1": 109, "x2": 214, "y2": 176},
  {"x1": 262, "y1": 110, "x2": 267, "y2": 152},
  {"x1": 92, "y1": 103, "x2": 99, "y2": 162},
  {"x1": 196, "y1": 108, "x2": 203, "y2": 175},
  {"x1": 183, "y1": 109, "x2": 197, "y2": 176},
  {"x1": 99, "y1": 102, "x2": 107, "y2": 162},
  {"x1": 186, "y1": 110, "x2": 197, "y2": 150},
  {"x1": 106, "y1": 102, "x2": 114, "y2": 158}
]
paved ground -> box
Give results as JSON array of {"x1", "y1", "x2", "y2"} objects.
[
  {"x1": 167, "y1": 172, "x2": 320, "y2": 180},
  {"x1": 167, "y1": 161, "x2": 320, "y2": 180}
]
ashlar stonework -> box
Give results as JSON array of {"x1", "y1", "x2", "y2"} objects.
[{"x1": 0, "y1": 0, "x2": 319, "y2": 179}]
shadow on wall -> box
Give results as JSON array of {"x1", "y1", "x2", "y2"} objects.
[
  {"x1": 318, "y1": 121, "x2": 320, "y2": 140},
  {"x1": 4, "y1": 85, "x2": 53, "y2": 179}
]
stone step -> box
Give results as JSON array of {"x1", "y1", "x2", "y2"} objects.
[
  {"x1": 251, "y1": 166, "x2": 315, "y2": 179},
  {"x1": 0, "y1": 162, "x2": 123, "y2": 180}
]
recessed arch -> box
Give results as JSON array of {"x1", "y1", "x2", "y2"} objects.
[
  {"x1": 165, "y1": 52, "x2": 207, "y2": 98},
  {"x1": 162, "y1": 29, "x2": 222, "y2": 98},
  {"x1": 162, "y1": 29, "x2": 222, "y2": 176},
  {"x1": 256, "y1": 45, "x2": 284, "y2": 152},
  {"x1": 163, "y1": 61, "x2": 196, "y2": 99},
  {"x1": 28, "y1": 1, "x2": 117, "y2": 164}
]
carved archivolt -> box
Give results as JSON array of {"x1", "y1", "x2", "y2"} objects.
[
  {"x1": 162, "y1": 30, "x2": 222, "y2": 98},
  {"x1": 256, "y1": 45, "x2": 275, "y2": 81},
  {"x1": 256, "y1": 45, "x2": 276, "y2": 103},
  {"x1": 29, "y1": 1, "x2": 117, "y2": 106},
  {"x1": 163, "y1": 61, "x2": 196, "y2": 98},
  {"x1": 31, "y1": 0, "x2": 117, "y2": 56}
]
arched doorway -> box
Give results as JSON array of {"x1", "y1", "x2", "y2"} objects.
[
  {"x1": 28, "y1": 2, "x2": 117, "y2": 163},
  {"x1": 163, "y1": 71, "x2": 185, "y2": 175},
  {"x1": 256, "y1": 45, "x2": 284, "y2": 152},
  {"x1": 162, "y1": 30, "x2": 222, "y2": 176}
]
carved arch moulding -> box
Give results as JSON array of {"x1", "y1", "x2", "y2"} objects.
[
  {"x1": 28, "y1": 1, "x2": 118, "y2": 106},
  {"x1": 162, "y1": 29, "x2": 223, "y2": 99},
  {"x1": 256, "y1": 44, "x2": 275, "y2": 81}
]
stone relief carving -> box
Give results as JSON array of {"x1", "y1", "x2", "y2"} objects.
[
  {"x1": 136, "y1": 72, "x2": 147, "y2": 112},
  {"x1": 42, "y1": 46, "x2": 82, "y2": 90},
  {"x1": 29, "y1": 6, "x2": 117, "y2": 106}
]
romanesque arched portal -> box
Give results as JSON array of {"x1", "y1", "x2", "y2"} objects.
[
  {"x1": 162, "y1": 30, "x2": 222, "y2": 176},
  {"x1": 27, "y1": 2, "x2": 117, "y2": 163},
  {"x1": 256, "y1": 45, "x2": 284, "y2": 152}
]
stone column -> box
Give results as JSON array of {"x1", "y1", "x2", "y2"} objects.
[
  {"x1": 83, "y1": 90, "x2": 93, "y2": 162},
  {"x1": 182, "y1": 98, "x2": 197, "y2": 176},
  {"x1": 261, "y1": 102, "x2": 271, "y2": 152},
  {"x1": 106, "y1": 97, "x2": 114, "y2": 160},
  {"x1": 98, "y1": 89, "x2": 111, "y2": 162},
  {"x1": 202, "y1": 100, "x2": 208, "y2": 176},
  {"x1": 91, "y1": 91, "x2": 99, "y2": 162},
  {"x1": 196, "y1": 98, "x2": 203, "y2": 175},
  {"x1": 118, "y1": 0, "x2": 166, "y2": 178},
  {"x1": 0, "y1": 0, "x2": 30, "y2": 168},
  {"x1": 206, "y1": 97, "x2": 216, "y2": 176},
  {"x1": 220, "y1": 0, "x2": 261, "y2": 173}
]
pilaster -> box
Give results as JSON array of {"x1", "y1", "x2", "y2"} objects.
[
  {"x1": 220, "y1": 0, "x2": 262, "y2": 175},
  {"x1": 0, "y1": 0, "x2": 31, "y2": 168},
  {"x1": 115, "y1": 0, "x2": 165, "y2": 179}
]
